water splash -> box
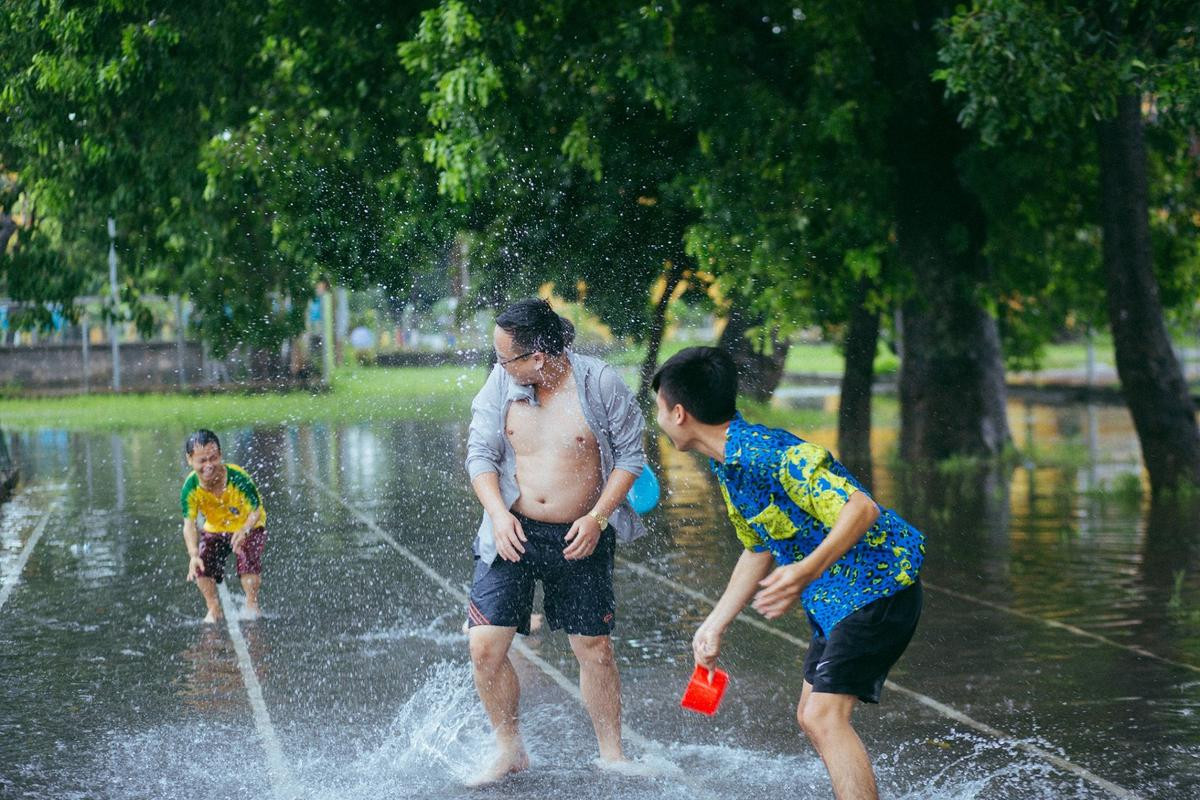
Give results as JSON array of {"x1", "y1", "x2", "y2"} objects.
[{"x1": 299, "y1": 660, "x2": 491, "y2": 798}]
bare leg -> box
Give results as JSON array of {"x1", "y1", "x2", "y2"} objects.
[
  {"x1": 240, "y1": 574, "x2": 261, "y2": 617},
  {"x1": 795, "y1": 680, "x2": 815, "y2": 735},
  {"x1": 568, "y1": 634, "x2": 623, "y2": 762},
  {"x1": 196, "y1": 577, "x2": 222, "y2": 623},
  {"x1": 467, "y1": 625, "x2": 529, "y2": 785},
  {"x1": 799, "y1": 689, "x2": 878, "y2": 800}
]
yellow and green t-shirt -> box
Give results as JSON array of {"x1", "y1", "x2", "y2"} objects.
[{"x1": 180, "y1": 463, "x2": 266, "y2": 533}]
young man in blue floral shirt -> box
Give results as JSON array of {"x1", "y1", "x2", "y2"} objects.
[{"x1": 653, "y1": 346, "x2": 924, "y2": 800}]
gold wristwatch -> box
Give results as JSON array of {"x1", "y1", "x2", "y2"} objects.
[{"x1": 588, "y1": 510, "x2": 609, "y2": 531}]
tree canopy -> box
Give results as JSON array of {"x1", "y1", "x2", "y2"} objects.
[{"x1": 3, "y1": 0, "x2": 1199, "y2": 480}]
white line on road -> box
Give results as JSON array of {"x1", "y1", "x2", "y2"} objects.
[
  {"x1": 615, "y1": 556, "x2": 1143, "y2": 800},
  {"x1": 217, "y1": 583, "x2": 299, "y2": 800},
  {"x1": 0, "y1": 511, "x2": 52, "y2": 613},
  {"x1": 921, "y1": 579, "x2": 1200, "y2": 675}
]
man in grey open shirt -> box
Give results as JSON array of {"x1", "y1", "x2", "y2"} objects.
[{"x1": 464, "y1": 298, "x2": 645, "y2": 784}]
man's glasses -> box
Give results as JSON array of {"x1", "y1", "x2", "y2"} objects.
[{"x1": 496, "y1": 350, "x2": 535, "y2": 367}]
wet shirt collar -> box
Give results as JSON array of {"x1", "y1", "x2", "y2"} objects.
[{"x1": 504, "y1": 377, "x2": 538, "y2": 407}]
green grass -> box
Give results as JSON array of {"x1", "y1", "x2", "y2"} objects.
[
  {"x1": 781, "y1": 337, "x2": 1135, "y2": 377},
  {"x1": 602, "y1": 332, "x2": 1157, "y2": 379},
  {"x1": 739, "y1": 398, "x2": 837, "y2": 432},
  {"x1": 608, "y1": 340, "x2": 900, "y2": 376},
  {"x1": 1008, "y1": 334, "x2": 1116, "y2": 372},
  {"x1": 0, "y1": 366, "x2": 487, "y2": 432},
  {"x1": 1081, "y1": 471, "x2": 1146, "y2": 509},
  {"x1": 784, "y1": 342, "x2": 901, "y2": 376},
  {"x1": 739, "y1": 394, "x2": 901, "y2": 434}
]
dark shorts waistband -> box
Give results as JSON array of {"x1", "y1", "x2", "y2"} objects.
[{"x1": 512, "y1": 512, "x2": 573, "y2": 529}]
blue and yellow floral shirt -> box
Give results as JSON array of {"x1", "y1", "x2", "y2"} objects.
[{"x1": 713, "y1": 413, "x2": 924, "y2": 635}]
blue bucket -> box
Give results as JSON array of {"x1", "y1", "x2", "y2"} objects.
[{"x1": 629, "y1": 463, "x2": 661, "y2": 515}]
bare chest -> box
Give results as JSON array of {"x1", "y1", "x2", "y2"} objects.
[{"x1": 505, "y1": 388, "x2": 597, "y2": 456}]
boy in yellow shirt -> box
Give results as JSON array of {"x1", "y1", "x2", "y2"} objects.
[{"x1": 180, "y1": 430, "x2": 267, "y2": 622}]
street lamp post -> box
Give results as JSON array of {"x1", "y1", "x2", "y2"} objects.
[{"x1": 107, "y1": 217, "x2": 120, "y2": 391}]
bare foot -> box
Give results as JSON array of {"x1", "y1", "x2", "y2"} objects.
[
  {"x1": 464, "y1": 745, "x2": 530, "y2": 787},
  {"x1": 202, "y1": 610, "x2": 222, "y2": 624}
]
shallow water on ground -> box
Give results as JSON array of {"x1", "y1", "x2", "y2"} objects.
[{"x1": 1, "y1": 399, "x2": 1198, "y2": 799}]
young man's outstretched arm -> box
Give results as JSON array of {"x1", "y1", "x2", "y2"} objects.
[{"x1": 693, "y1": 548, "x2": 775, "y2": 674}]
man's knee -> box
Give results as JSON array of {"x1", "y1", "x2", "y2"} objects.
[
  {"x1": 569, "y1": 635, "x2": 614, "y2": 667},
  {"x1": 469, "y1": 630, "x2": 512, "y2": 671},
  {"x1": 800, "y1": 698, "x2": 852, "y2": 744}
]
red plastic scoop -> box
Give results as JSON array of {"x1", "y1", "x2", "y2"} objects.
[{"x1": 680, "y1": 665, "x2": 729, "y2": 715}]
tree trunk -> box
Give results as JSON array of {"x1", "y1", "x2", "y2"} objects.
[
  {"x1": 637, "y1": 258, "x2": 687, "y2": 404},
  {"x1": 891, "y1": 113, "x2": 1009, "y2": 460},
  {"x1": 898, "y1": 294, "x2": 1009, "y2": 461},
  {"x1": 837, "y1": 278, "x2": 879, "y2": 486},
  {"x1": 1097, "y1": 94, "x2": 1200, "y2": 493},
  {"x1": 894, "y1": 211, "x2": 1010, "y2": 460},
  {"x1": 716, "y1": 298, "x2": 791, "y2": 403}
]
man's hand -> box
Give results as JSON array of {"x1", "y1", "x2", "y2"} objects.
[
  {"x1": 491, "y1": 510, "x2": 527, "y2": 562},
  {"x1": 752, "y1": 561, "x2": 815, "y2": 619},
  {"x1": 563, "y1": 514, "x2": 602, "y2": 560},
  {"x1": 692, "y1": 625, "x2": 722, "y2": 676},
  {"x1": 186, "y1": 554, "x2": 204, "y2": 582},
  {"x1": 233, "y1": 508, "x2": 262, "y2": 555}
]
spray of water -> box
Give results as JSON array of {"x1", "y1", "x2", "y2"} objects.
[{"x1": 299, "y1": 660, "x2": 491, "y2": 799}]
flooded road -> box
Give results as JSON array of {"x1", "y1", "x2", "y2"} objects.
[{"x1": 1, "y1": 399, "x2": 1198, "y2": 799}]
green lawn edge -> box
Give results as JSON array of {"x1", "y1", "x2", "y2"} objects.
[{"x1": 0, "y1": 366, "x2": 487, "y2": 432}]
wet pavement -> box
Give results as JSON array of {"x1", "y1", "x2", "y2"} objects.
[{"x1": 1, "y1": 401, "x2": 1199, "y2": 799}]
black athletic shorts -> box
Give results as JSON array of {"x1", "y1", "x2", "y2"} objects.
[
  {"x1": 467, "y1": 513, "x2": 616, "y2": 637},
  {"x1": 802, "y1": 579, "x2": 923, "y2": 703}
]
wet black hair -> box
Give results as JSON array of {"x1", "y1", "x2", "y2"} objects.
[
  {"x1": 185, "y1": 429, "x2": 221, "y2": 456},
  {"x1": 652, "y1": 346, "x2": 738, "y2": 424},
  {"x1": 495, "y1": 298, "x2": 575, "y2": 356}
]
